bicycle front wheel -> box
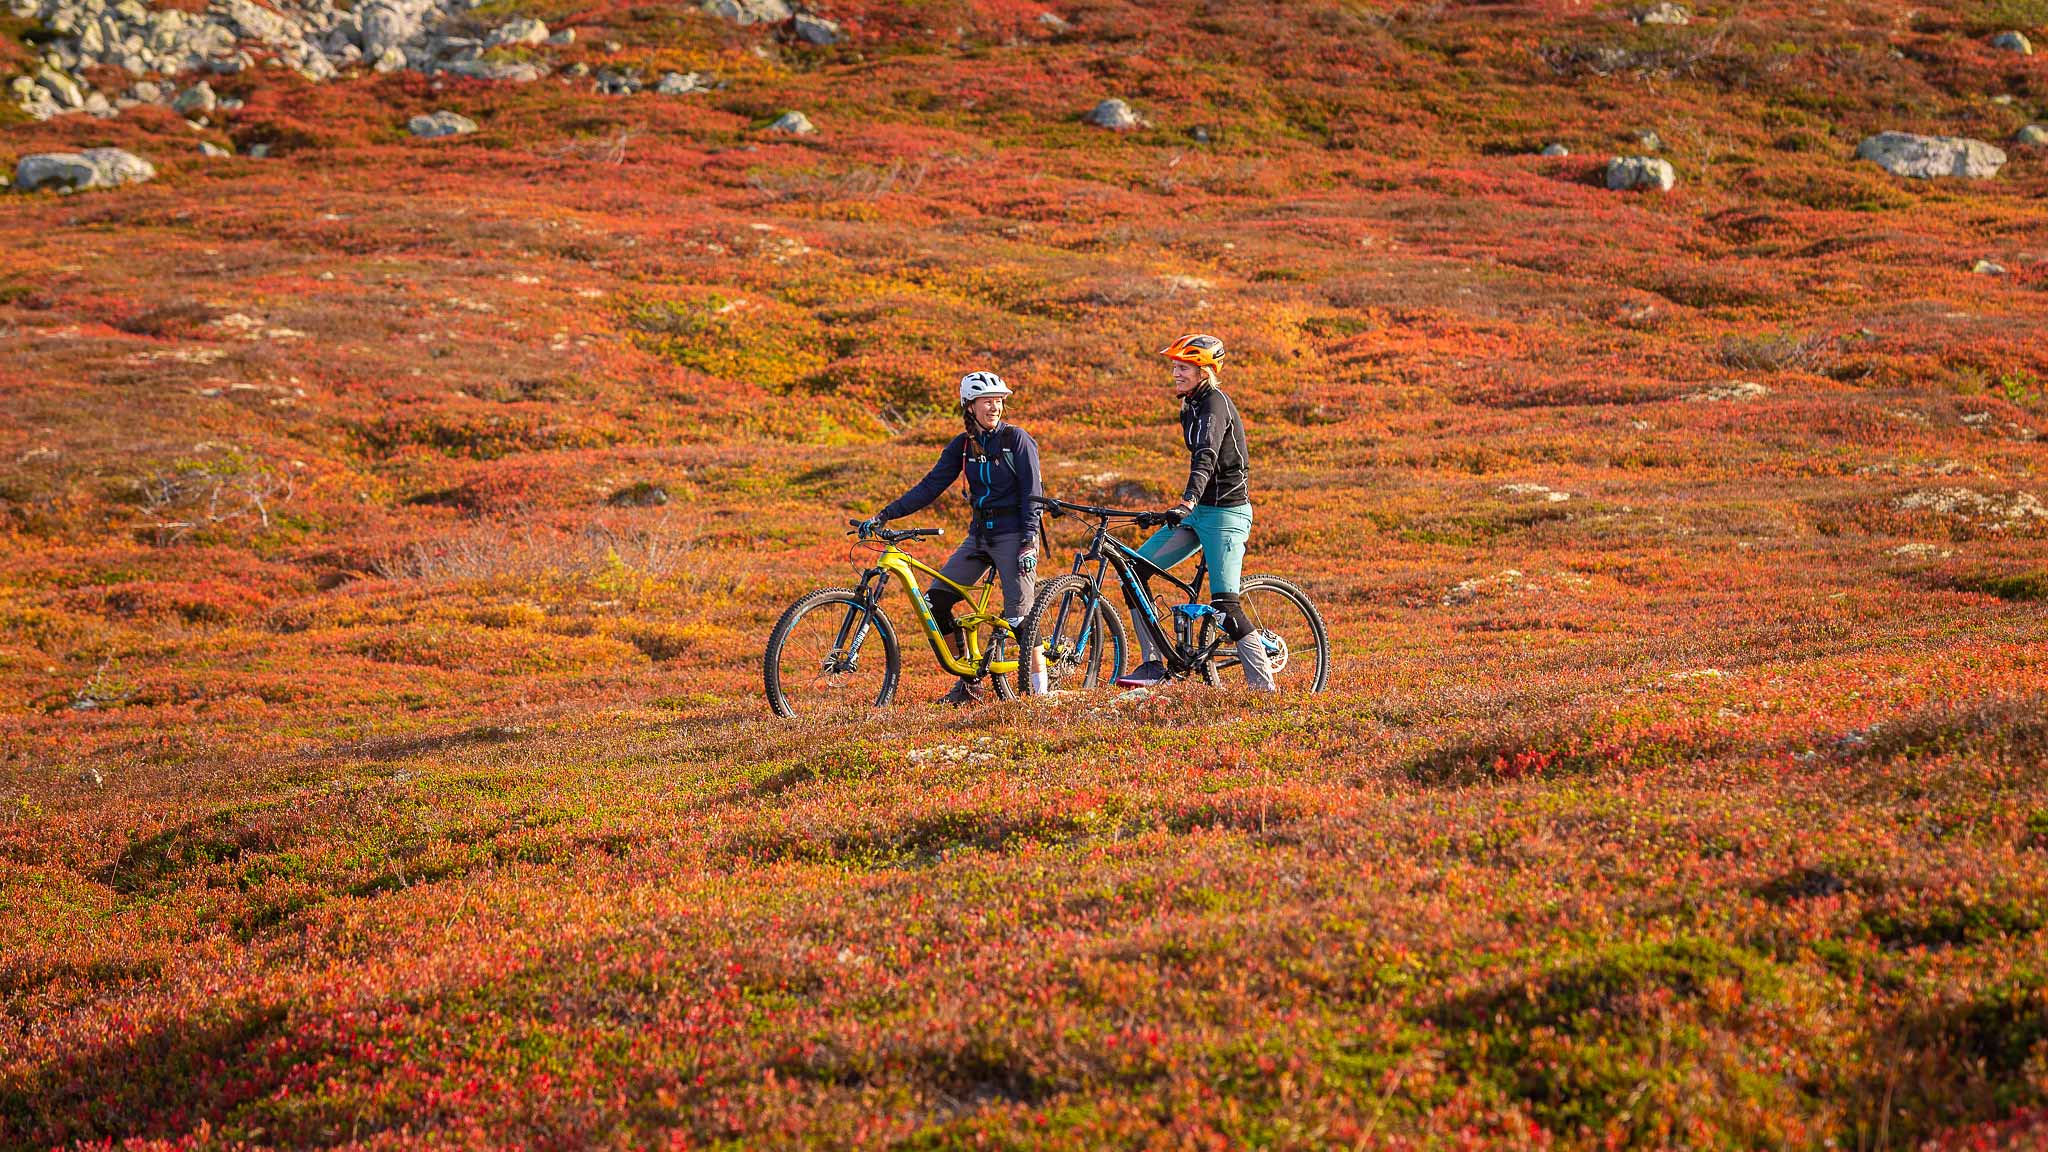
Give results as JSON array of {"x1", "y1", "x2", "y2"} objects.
[
  {"x1": 1018, "y1": 574, "x2": 1129, "y2": 695},
  {"x1": 1225, "y1": 575, "x2": 1330, "y2": 693},
  {"x1": 763, "y1": 588, "x2": 900, "y2": 719}
]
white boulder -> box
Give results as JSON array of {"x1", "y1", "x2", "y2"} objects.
[
  {"x1": 487, "y1": 16, "x2": 547, "y2": 47},
  {"x1": 1605, "y1": 155, "x2": 1676, "y2": 191},
  {"x1": 14, "y1": 148, "x2": 155, "y2": 193},
  {"x1": 1856, "y1": 132, "x2": 2005, "y2": 179},
  {"x1": 703, "y1": 0, "x2": 791, "y2": 24},
  {"x1": 408, "y1": 109, "x2": 477, "y2": 137},
  {"x1": 1085, "y1": 97, "x2": 1143, "y2": 130}
]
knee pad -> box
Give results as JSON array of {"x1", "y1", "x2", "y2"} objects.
[
  {"x1": 927, "y1": 587, "x2": 965, "y2": 629},
  {"x1": 1211, "y1": 593, "x2": 1253, "y2": 641}
]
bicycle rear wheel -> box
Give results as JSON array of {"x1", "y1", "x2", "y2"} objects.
[
  {"x1": 1220, "y1": 575, "x2": 1330, "y2": 693},
  {"x1": 763, "y1": 588, "x2": 900, "y2": 718},
  {"x1": 1018, "y1": 574, "x2": 1129, "y2": 695}
]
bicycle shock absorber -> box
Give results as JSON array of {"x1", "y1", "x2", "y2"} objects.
[{"x1": 1172, "y1": 603, "x2": 1224, "y2": 653}]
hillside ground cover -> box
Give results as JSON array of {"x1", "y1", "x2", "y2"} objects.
[{"x1": 4, "y1": 0, "x2": 2048, "y2": 1146}]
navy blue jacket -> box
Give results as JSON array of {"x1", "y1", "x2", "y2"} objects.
[{"x1": 881, "y1": 424, "x2": 1043, "y2": 542}]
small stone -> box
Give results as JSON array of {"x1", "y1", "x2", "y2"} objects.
[
  {"x1": 1636, "y1": 1, "x2": 1689, "y2": 23},
  {"x1": 1084, "y1": 97, "x2": 1143, "y2": 130},
  {"x1": 172, "y1": 80, "x2": 216, "y2": 115},
  {"x1": 409, "y1": 110, "x2": 478, "y2": 138},
  {"x1": 1038, "y1": 11, "x2": 1070, "y2": 31},
  {"x1": 248, "y1": 142, "x2": 270, "y2": 158},
  {"x1": 1856, "y1": 132, "x2": 2005, "y2": 179},
  {"x1": 547, "y1": 28, "x2": 575, "y2": 45},
  {"x1": 603, "y1": 39, "x2": 622, "y2": 52},
  {"x1": 767, "y1": 109, "x2": 815, "y2": 134},
  {"x1": 198, "y1": 140, "x2": 231, "y2": 157},
  {"x1": 1634, "y1": 129, "x2": 1663, "y2": 151},
  {"x1": 1188, "y1": 125, "x2": 1210, "y2": 143},
  {"x1": 563, "y1": 61, "x2": 589, "y2": 77},
  {"x1": 1540, "y1": 142, "x2": 1569, "y2": 156},
  {"x1": 1991, "y1": 30, "x2": 2032, "y2": 55},
  {"x1": 1973, "y1": 260, "x2": 2007, "y2": 275},
  {"x1": 372, "y1": 46, "x2": 406, "y2": 72},
  {"x1": 2017, "y1": 125, "x2": 2048, "y2": 147},
  {"x1": 1605, "y1": 155, "x2": 1676, "y2": 191},
  {"x1": 792, "y1": 12, "x2": 841, "y2": 44}
]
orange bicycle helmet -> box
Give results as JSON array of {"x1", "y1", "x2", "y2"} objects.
[{"x1": 1158, "y1": 333, "x2": 1225, "y2": 368}]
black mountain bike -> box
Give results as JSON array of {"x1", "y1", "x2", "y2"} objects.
[{"x1": 1017, "y1": 496, "x2": 1330, "y2": 695}]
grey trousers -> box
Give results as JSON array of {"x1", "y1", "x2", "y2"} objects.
[{"x1": 928, "y1": 530, "x2": 1034, "y2": 628}]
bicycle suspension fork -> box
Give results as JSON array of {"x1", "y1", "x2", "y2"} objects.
[{"x1": 834, "y1": 568, "x2": 889, "y2": 667}]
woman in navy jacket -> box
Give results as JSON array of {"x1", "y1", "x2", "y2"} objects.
[{"x1": 861, "y1": 372, "x2": 1043, "y2": 705}]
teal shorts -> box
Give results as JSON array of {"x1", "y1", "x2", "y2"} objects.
[{"x1": 1136, "y1": 503, "x2": 1252, "y2": 597}]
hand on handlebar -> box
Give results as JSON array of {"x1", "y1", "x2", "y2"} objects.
[{"x1": 851, "y1": 516, "x2": 885, "y2": 539}]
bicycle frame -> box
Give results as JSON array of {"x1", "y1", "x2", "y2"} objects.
[
  {"x1": 850, "y1": 542, "x2": 1019, "y2": 679},
  {"x1": 1064, "y1": 518, "x2": 1222, "y2": 678}
]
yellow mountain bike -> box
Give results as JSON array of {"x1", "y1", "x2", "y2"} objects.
[{"x1": 762, "y1": 522, "x2": 1021, "y2": 718}]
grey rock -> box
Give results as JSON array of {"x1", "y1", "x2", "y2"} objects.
[
  {"x1": 172, "y1": 80, "x2": 217, "y2": 115},
  {"x1": 14, "y1": 147, "x2": 155, "y2": 193},
  {"x1": 1038, "y1": 11, "x2": 1070, "y2": 30},
  {"x1": 408, "y1": 109, "x2": 477, "y2": 137},
  {"x1": 359, "y1": 0, "x2": 421, "y2": 61},
  {"x1": 792, "y1": 12, "x2": 840, "y2": 44},
  {"x1": 1973, "y1": 259, "x2": 2007, "y2": 275},
  {"x1": 248, "y1": 142, "x2": 270, "y2": 158},
  {"x1": 1084, "y1": 97, "x2": 1142, "y2": 130},
  {"x1": 1991, "y1": 30, "x2": 2032, "y2": 55},
  {"x1": 595, "y1": 68, "x2": 640, "y2": 94},
  {"x1": 1606, "y1": 155, "x2": 1677, "y2": 191},
  {"x1": 441, "y1": 58, "x2": 542, "y2": 81},
  {"x1": 487, "y1": 16, "x2": 547, "y2": 47},
  {"x1": 1856, "y1": 131, "x2": 2005, "y2": 179},
  {"x1": 703, "y1": 0, "x2": 790, "y2": 24},
  {"x1": 562, "y1": 61, "x2": 589, "y2": 77},
  {"x1": 199, "y1": 140, "x2": 231, "y2": 157},
  {"x1": 767, "y1": 109, "x2": 815, "y2": 134},
  {"x1": 654, "y1": 70, "x2": 705, "y2": 94},
  {"x1": 372, "y1": 46, "x2": 407, "y2": 72},
  {"x1": 2017, "y1": 124, "x2": 2048, "y2": 147},
  {"x1": 547, "y1": 28, "x2": 575, "y2": 45},
  {"x1": 1540, "y1": 142, "x2": 1569, "y2": 157},
  {"x1": 36, "y1": 67, "x2": 86, "y2": 109},
  {"x1": 1636, "y1": 1, "x2": 1689, "y2": 23}
]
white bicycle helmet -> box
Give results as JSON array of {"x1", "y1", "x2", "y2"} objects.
[{"x1": 959, "y1": 371, "x2": 1013, "y2": 402}]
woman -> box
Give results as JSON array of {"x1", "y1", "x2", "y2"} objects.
[
  {"x1": 1117, "y1": 333, "x2": 1275, "y2": 692},
  {"x1": 861, "y1": 372, "x2": 1044, "y2": 705}
]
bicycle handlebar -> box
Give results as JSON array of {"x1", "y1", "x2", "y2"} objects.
[
  {"x1": 847, "y1": 520, "x2": 944, "y2": 543},
  {"x1": 1030, "y1": 495, "x2": 1151, "y2": 521}
]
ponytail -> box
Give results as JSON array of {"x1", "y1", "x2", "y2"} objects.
[{"x1": 962, "y1": 403, "x2": 987, "y2": 459}]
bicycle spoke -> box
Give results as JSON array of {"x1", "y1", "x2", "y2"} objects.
[{"x1": 769, "y1": 595, "x2": 894, "y2": 718}]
